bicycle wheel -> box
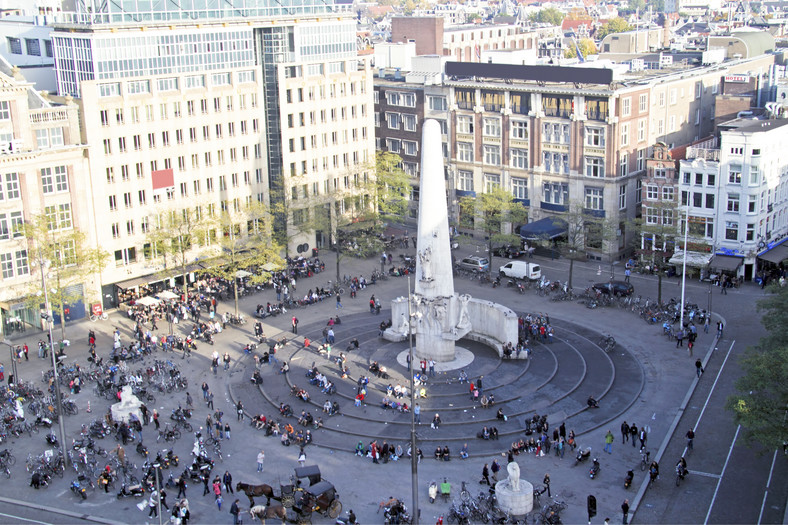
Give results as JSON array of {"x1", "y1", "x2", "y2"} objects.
[
  {"x1": 89, "y1": 315, "x2": 98, "y2": 322},
  {"x1": 172, "y1": 429, "x2": 181, "y2": 440},
  {"x1": 5, "y1": 456, "x2": 16, "y2": 467},
  {"x1": 460, "y1": 489, "x2": 471, "y2": 502},
  {"x1": 100, "y1": 313, "x2": 109, "y2": 320},
  {"x1": 2, "y1": 467, "x2": 10, "y2": 479},
  {"x1": 675, "y1": 474, "x2": 681, "y2": 486},
  {"x1": 181, "y1": 421, "x2": 193, "y2": 432}
]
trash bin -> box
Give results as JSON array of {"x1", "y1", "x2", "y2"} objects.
[{"x1": 312, "y1": 248, "x2": 319, "y2": 258}]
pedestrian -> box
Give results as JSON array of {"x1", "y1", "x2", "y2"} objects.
[
  {"x1": 213, "y1": 477, "x2": 222, "y2": 499},
  {"x1": 201, "y1": 382, "x2": 209, "y2": 401},
  {"x1": 207, "y1": 391, "x2": 214, "y2": 410},
  {"x1": 202, "y1": 473, "x2": 210, "y2": 496},
  {"x1": 148, "y1": 490, "x2": 159, "y2": 517},
  {"x1": 639, "y1": 427, "x2": 647, "y2": 449},
  {"x1": 186, "y1": 392, "x2": 193, "y2": 409},
  {"x1": 292, "y1": 316, "x2": 299, "y2": 334},
  {"x1": 622, "y1": 499, "x2": 630, "y2": 525},
  {"x1": 604, "y1": 430, "x2": 614, "y2": 454},
  {"x1": 230, "y1": 499, "x2": 241, "y2": 525},
  {"x1": 624, "y1": 267, "x2": 631, "y2": 283},
  {"x1": 695, "y1": 359, "x2": 704, "y2": 378},
  {"x1": 176, "y1": 475, "x2": 187, "y2": 498},
  {"x1": 414, "y1": 403, "x2": 421, "y2": 425},
  {"x1": 481, "y1": 463, "x2": 491, "y2": 485},
  {"x1": 688, "y1": 340, "x2": 694, "y2": 356},
  {"x1": 23, "y1": 343, "x2": 28, "y2": 361},
  {"x1": 421, "y1": 359, "x2": 427, "y2": 375},
  {"x1": 224, "y1": 422, "x2": 231, "y2": 439},
  {"x1": 298, "y1": 447, "x2": 306, "y2": 467},
  {"x1": 491, "y1": 459, "x2": 501, "y2": 481},
  {"x1": 716, "y1": 321, "x2": 724, "y2": 339},
  {"x1": 543, "y1": 473, "x2": 551, "y2": 497},
  {"x1": 223, "y1": 352, "x2": 231, "y2": 370},
  {"x1": 629, "y1": 423, "x2": 638, "y2": 447},
  {"x1": 223, "y1": 471, "x2": 234, "y2": 494},
  {"x1": 686, "y1": 428, "x2": 695, "y2": 450},
  {"x1": 675, "y1": 328, "x2": 684, "y2": 347},
  {"x1": 257, "y1": 450, "x2": 265, "y2": 472},
  {"x1": 704, "y1": 317, "x2": 710, "y2": 334},
  {"x1": 428, "y1": 359, "x2": 435, "y2": 377},
  {"x1": 477, "y1": 375, "x2": 484, "y2": 393},
  {"x1": 160, "y1": 489, "x2": 170, "y2": 510},
  {"x1": 153, "y1": 409, "x2": 160, "y2": 430},
  {"x1": 236, "y1": 400, "x2": 244, "y2": 421},
  {"x1": 620, "y1": 421, "x2": 629, "y2": 444}
]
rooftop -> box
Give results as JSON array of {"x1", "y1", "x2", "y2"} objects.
[{"x1": 719, "y1": 117, "x2": 788, "y2": 133}]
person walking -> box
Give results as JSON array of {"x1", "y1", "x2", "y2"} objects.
[
  {"x1": 291, "y1": 316, "x2": 299, "y2": 334},
  {"x1": 428, "y1": 359, "x2": 435, "y2": 377},
  {"x1": 622, "y1": 499, "x2": 630, "y2": 525},
  {"x1": 223, "y1": 471, "x2": 234, "y2": 494},
  {"x1": 148, "y1": 490, "x2": 159, "y2": 518},
  {"x1": 336, "y1": 294, "x2": 343, "y2": 309},
  {"x1": 298, "y1": 447, "x2": 306, "y2": 467},
  {"x1": 230, "y1": 499, "x2": 241, "y2": 525},
  {"x1": 481, "y1": 463, "x2": 491, "y2": 485},
  {"x1": 201, "y1": 473, "x2": 210, "y2": 496},
  {"x1": 686, "y1": 428, "x2": 695, "y2": 451},
  {"x1": 186, "y1": 392, "x2": 193, "y2": 409},
  {"x1": 717, "y1": 321, "x2": 724, "y2": 339},
  {"x1": 257, "y1": 450, "x2": 265, "y2": 472},
  {"x1": 604, "y1": 430, "x2": 614, "y2": 454},
  {"x1": 704, "y1": 317, "x2": 710, "y2": 334},
  {"x1": 624, "y1": 267, "x2": 631, "y2": 283},
  {"x1": 675, "y1": 328, "x2": 684, "y2": 347},
  {"x1": 491, "y1": 459, "x2": 501, "y2": 481},
  {"x1": 543, "y1": 473, "x2": 551, "y2": 497},
  {"x1": 207, "y1": 391, "x2": 214, "y2": 410},
  {"x1": 620, "y1": 421, "x2": 629, "y2": 444},
  {"x1": 695, "y1": 359, "x2": 704, "y2": 378},
  {"x1": 176, "y1": 475, "x2": 187, "y2": 498},
  {"x1": 629, "y1": 423, "x2": 638, "y2": 448},
  {"x1": 414, "y1": 403, "x2": 421, "y2": 425},
  {"x1": 639, "y1": 427, "x2": 647, "y2": 450},
  {"x1": 153, "y1": 409, "x2": 160, "y2": 430}
]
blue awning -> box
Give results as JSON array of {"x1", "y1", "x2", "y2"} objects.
[{"x1": 519, "y1": 217, "x2": 568, "y2": 241}]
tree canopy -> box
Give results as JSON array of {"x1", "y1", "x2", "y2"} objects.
[
  {"x1": 552, "y1": 201, "x2": 616, "y2": 289},
  {"x1": 528, "y1": 7, "x2": 565, "y2": 26},
  {"x1": 564, "y1": 38, "x2": 598, "y2": 59},
  {"x1": 597, "y1": 17, "x2": 634, "y2": 39},
  {"x1": 726, "y1": 286, "x2": 788, "y2": 451},
  {"x1": 374, "y1": 151, "x2": 412, "y2": 227}
]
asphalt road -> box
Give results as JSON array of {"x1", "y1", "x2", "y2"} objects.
[{"x1": 0, "y1": 233, "x2": 785, "y2": 524}]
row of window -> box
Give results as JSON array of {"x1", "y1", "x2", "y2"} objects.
[
  {"x1": 285, "y1": 79, "x2": 364, "y2": 105},
  {"x1": 287, "y1": 105, "x2": 366, "y2": 128},
  {"x1": 288, "y1": 128, "x2": 368, "y2": 152},
  {"x1": 287, "y1": 150, "x2": 368, "y2": 176},
  {"x1": 6, "y1": 37, "x2": 53, "y2": 58},
  {"x1": 0, "y1": 249, "x2": 29, "y2": 280},
  {"x1": 98, "y1": 71, "x2": 256, "y2": 98},
  {"x1": 98, "y1": 94, "x2": 258, "y2": 127}
]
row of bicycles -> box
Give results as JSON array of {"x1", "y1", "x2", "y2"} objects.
[{"x1": 442, "y1": 482, "x2": 567, "y2": 524}]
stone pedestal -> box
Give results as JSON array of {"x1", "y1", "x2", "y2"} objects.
[
  {"x1": 110, "y1": 385, "x2": 142, "y2": 424},
  {"x1": 495, "y1": 479, "x2": 533, "y2": 516}
]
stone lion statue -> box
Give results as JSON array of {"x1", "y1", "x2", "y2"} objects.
[{"x1": 507, "y1": 461, "x2": 520, "y2": 492}]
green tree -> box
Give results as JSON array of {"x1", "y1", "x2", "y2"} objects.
[
  {"x1": 627, "y1": 0, "x2": 646, "y2": 11},
  {"x1": 204, "y1": 203, "x2": 284, "y2": 316},
  {"x1": 725, "y1": 286, "x2": 788, "y2": 451},
  {"x1": 22, "y1": 214, "x2": 109, "y2": 340},
  {"x1": 374, "y1": 151, "x2": 411, "y2": 227},
  {"x1": 564, "y1": 38, "x2": 598, "y2": 59},
  {"x1": 459, "y1": 186, "x2": 528, "y2": 275},
  {"x1": 629, "y1": 199, "x2": 679, "y2": 305},
  {"x1": 145, "y1": 207, "x2": 211, "y2": 292},
  {"x1": 528, "y1": 7, "x2": 565, "y2": 26},
  {"x1": 598, "y1": 17, "x2": 634, "y2": 39}
]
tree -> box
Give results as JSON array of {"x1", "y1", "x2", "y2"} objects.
[
  {"x1": 564, "y1": 38, "x2": 598, "y2": 59},
  {"x1": 725, "y1": 287, "x2": 788, "y2": 451},
  {"x1": 374, "y1": 151, "x2": 411, "y2": 228},
  {"x1": 145, "y1": 207, "x2": 211, "y2": 292},
  {"x1": 629, "y1": 199, "x2": 679, "y2": 305},
  {"x1": 204, "y1": 203, "x2": 285, "y2": 316},
  {"x1": 597, "y1": 17, "x2": 634, "y2": 39},
  {"x1": 528, "y1": 7, "x2": 565, "y2": 26},
  {"x1": 22, "y1": 214, "x2": 109, "y2": 340},
  {"x1": 627, "y1": 0, "x2": 646, "y2": 11},
  {"x1": 552, "y1": 201, "x2": 617, "y2": 290},
  {"x1": 459, "y1": 186, "x2": 528, "y2": 275}
]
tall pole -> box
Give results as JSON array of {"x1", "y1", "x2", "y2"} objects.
[
  {"x1": 679, "y1": 211, "x2": 688, "y2": 331},
  {"x1": 2, "y1": 341, "x2": 18, "y2": 387},
  {"x1": 407, "y1": 275, "x2": 419, "y2": 524},
  {"x1": 40, "y1": 256, "x2": 69, "y2": 466},
  {"x1": 154, "y1": 463, "x2": 163, "y2": 525}
]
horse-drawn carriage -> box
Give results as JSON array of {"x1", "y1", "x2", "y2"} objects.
[{"x1": 289, "y1": 480, "x2": 342, "y2": 523}]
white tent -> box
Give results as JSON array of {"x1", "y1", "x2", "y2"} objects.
[
  {"x1": 157, "y1": 290, "x2": 179, "y2": 301},
  {"x1": 136, "y1": 296, "x2": 161, "y2": 307},
  {"x1": 235, "y1": 270, "x2": 252, "y2": 278},
  {"x1": 668, "y1": 251, "x2": 713, "y2": 268}
]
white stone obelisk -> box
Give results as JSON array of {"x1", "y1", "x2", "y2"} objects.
[{"x1": 412, "y1": 119, "x2": 458, "y2": 361}]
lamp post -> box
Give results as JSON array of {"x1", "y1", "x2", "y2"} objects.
[
  {"x1": 1, "y1": 340, "x2": 18, "y2": 387},
  {"x1": 679, "y1": 210, "x2": 689, "y2": 331},
  {"x1": 406, "y1": 275, "x2": 419, "y2": 524},
  {"x1": 37, "y1": 256, "x2": 69, "y2": 466}
]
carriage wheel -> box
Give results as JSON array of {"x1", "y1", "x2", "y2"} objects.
[
  {"x1": 328, "y1": 500, "x2": 342, "y2": 519},
  {"x1": 296, "y1": 514, "x2": 312, "y2": 525},
  {"x1": 281, "y1": 495, "x2": 294, "y2": 508}
]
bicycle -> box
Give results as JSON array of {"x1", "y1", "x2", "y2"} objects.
[
  {"x1": 89, "y1": 312, "x2": 109, "y2": 322},
  {"x1": 598, "y1": 335, "x2": 616, "y2": 353},
  {"x1": 460, "y1": 481, "x2": 471, "y2": 503}
]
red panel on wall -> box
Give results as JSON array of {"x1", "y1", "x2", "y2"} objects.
[{"x1": 151, "y1": 168, "x2": 174, "y2": 190}]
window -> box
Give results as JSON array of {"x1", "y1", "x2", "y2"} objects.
[
  {"x1": 669, "y1": 89, "x2": 677, "y2": 105},
  {"x1": 44, "y1": 203, "x2": 72, "y2": 230},
  {"x1": 511, "y1": 121, "x2": 528, "y2": 140},
  {"x1": 619, "y1": 184, "x2": 626, "y2": 209},
  {"x1": 585, "y1": 187, "x2": 604, "y2": 210},
  {"x1": 749, "y1": 166, "x2": 759, "y2": 185},
  {"x1": 639, "y1": 94, "x2": 648, "y2": 112},
  {"x1": 746, "y1": 223, "x2": 755, "y2": 241},
  {"x1": 483, "y1": 145, "x2": 500, "y2": 165},
  {"x1": 41, "y1": 166, "x2": 68, "y2": 194},
  {"x1": 4, "y1": 173, "x2": 19, "y2": 199},
  {"x1": 544, "y1": 122, "x2": 569, "y2": 144},
  {"x1": 646, "y1": 185, "x2": 659, "y2": 200},
  {"x1": 636, "y1": 179, "x2": 642, "y2": 204},
  {"x1": 586, "y1": 128, "x2": 605, "y2": 147},
  {"x1": 638, "y1": 120, "x2": 646, "y2": 142},
  {"x1": 621, "y1": 97, "x2": 631, "y2": 117},
  {"x1": 662, "y1": 186, "x2": 674, "y2": 201},
  {"x1": 457, "y1": 142, "x2": 473, "y2": 162},
  {"x1": 619, "y1": 153, "x2": 628, "y2": 177},
  {"x1": 705, "y1": 194, "x2": 715, "y2": 209},
  {"x1": 385, "y1": 112, "x2": 400, "y2": 130},
  {"x1": 403, "y1": 140, "x2": 418, "y2": 156},
  {"x1": 693, "y1": 192, "x2": 702, "y2": 208},
  {"x1": 402, "y1": 114, "x2": 417, "y2": 132},
  {"x1": 512, "y1": 178, "x2": 527, "y2": 200},
  {"x1": 730, "y1": 147, "x2": 743, "y2": 155},
  {"x1": 457, "y1": 116, "x2": 473, "y2": 134},
  {"x1": 385, "y1": 138, "x2": 401, "y2": 153},
  {"x1": 637, "y1": 149, "x2": 646, "y2": 172},
  {"x1": 727, "y1": 193, "x2": 740, "y2": 212},
  {"x1": 725, "y1": 221, "x2": 738, "y2": 240},
  {"x1": 7, "y1": 37, "x2": 22, "y2": 55},
  {"x1": 25, "y1": 38, "x2": 41, "y2": 56},
  {"x1": 748, "y1": 195, "x2": 756, "y2": 213},
  {"x1": 483, "y1": 118, "x2": 500, "y2": 137},
  {"x1": 511, "y1": 148, "x2": 528, "y2": 169},
  {"x1": 485, "y1": 173, "x2": 501, "y2": 192},
  {"x1": 622, "y1": 124, "x2": 631, "y2": 146},
  {"x1": 729, "y1": 165, "x2": 742, "y2": 184},
  {"x1": 428, "y1": 96, "x2": 447, "y2": 111},
  {"x1": 543, "y1": 182, "x2": 569, "y2": 205},
  {"x1": 585, "y1": 157, "x2": 604, "y2": 178},
  {"x1": 0, "y1": 211, "x2": 23, "y2": 240},
  {"x1": 458, "y1": 170, "x2": 474, "y2": 191}
]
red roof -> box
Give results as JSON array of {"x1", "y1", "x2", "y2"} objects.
[{"x1": 561, "y1": 18, "x2": 592, "y2": 31}]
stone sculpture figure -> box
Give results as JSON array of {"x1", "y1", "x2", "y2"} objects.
[
  {"x1": 456, "y1": 294, "x2": 471, "y2": 330},
  {"x1": 507, "y1": 461, "x2": 521, "y2": 492},
  {"x1": 419, "y1": 246, "x2": 433, "y2": 281}
]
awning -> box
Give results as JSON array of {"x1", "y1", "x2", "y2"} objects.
[
  {"x1": 115, "y1": 274, "x2": 157, "y2": 290},
  {"x1": 519, "y1": 217, "x2": 568, "y2": 241},
  {"x1": 156, "y1": 290, "x2": 179, "y2": 301},
  {"x1": 711, "y1": 255, "x2": 744, "y2": 272},
  {"x1": 261, "y1": 262, "x2": 283, "y2": 272},
  {"x1": 669, "y1": 251, "x2": 713, "y2": 267},
  {"x1": 758, "y1": 244, "x2": 788, "y2": 264},
  {"x1": 235, "y1": 270, "x2": 252, "y2": 278},
  {"x1": 135, "y1": 296, "x2": 160, "y2": 307}
]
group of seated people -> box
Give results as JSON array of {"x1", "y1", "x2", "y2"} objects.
[
  {"x1": 378, "y1": 319, "x2": 393, "y2": 336},
  {"x1": 457, "y1": 370, "x2": 468, "y2": 384},
  {"x1": 385, "y1": 384, "x2": 408, "y2": 399},
  {"x1": 477, "y1": 426, "x2": 500, "y2": 440},
  {"x1": 322, "y1": 400, "x2": 340, "y2": 415},
  {"x1": 479, "y1": 394, "x2": 496, "y2": 408},
  {"x1": 369, "y1": 361, "x2": 389, "y2": 379},
  {"x1": 280, "y1": 427, "x2": 313, "y2": 447},
  {"x1": 509, "y1": 437, "x2": 542, "y2": 455},
  {"x1": 502, "y1": 342, "x2": 516, "y2": 359},
  {"x1": 297, "y1": 410, "x2": 315, "y2": 427},
  {"x1": 291, "y1": 385, "x2": 310, "y2": 402},
  {"x1": 380, "y1": 397, "x2": 410, "y2": 412},
  {"x1": 279, "y1": 362, "x2": 290, "y2": 374},
  {"x1": 434, "y1": 446, "x2": 451, "y2": 461},
  {"x1": 250, "y1": 370, "x2": 263, "y2": 385},
  {"x1": 279, "y1": 403, "x2": 293, "y2": 417}
]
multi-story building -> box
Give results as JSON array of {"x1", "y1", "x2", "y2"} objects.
[
  {"x1": 49, "y1": 0, "x2": 373, "y2": 308},
  {"x1": 639, "y1": 142, "x2": 679, "y2": 261},
  {"x1": 679, "y1": 117, "x2": 788, "y2": 280},
  {"x1": 0, "y1": 58, "x2": 91, "y2": 335}
]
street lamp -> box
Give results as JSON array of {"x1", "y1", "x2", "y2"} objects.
[
  {"x1": 406, "y1": 275, "x2": 419, "y2": 524},
  {"x1": 679, "y1": 209, "x2": 689, "y2": 331},
  {"x1": 35, "y1": 256, "x2": 69, "y2": 466},
  {"x1": 1, "y1": 340, "x2": 18, "y2": 387}
]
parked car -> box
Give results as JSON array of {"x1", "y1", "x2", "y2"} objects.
[
  {"x1": 492, "y1": 245, "x2": 523, "y2": 258},
  {"x1": 499, "y1": 261, "x2": 541, "y2": 281},
  {"x1": 456, "y1": 255, "x2": 490, "y2": 273},
  {"x1": 592, "y1": 281, "x2": 634, "y2": 296}
]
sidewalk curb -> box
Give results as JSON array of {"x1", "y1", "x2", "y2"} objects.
[
  {"x1": 629, "y1": 312, "x2": 728, "y2": 523},
  {"x1": 0, "y1": 495, "x2": 118, "y2": 523}
]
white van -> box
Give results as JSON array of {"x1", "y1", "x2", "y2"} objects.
[{"x1": 499, "y1": 260, "x2": 541, "y2": 281}]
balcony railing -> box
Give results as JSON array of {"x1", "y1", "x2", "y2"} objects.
[
  {"x1": 30, "y1": 107, "x2": 70, "y2": 125},
  {"x1": 686, "y1": 147, "x2": 720, "y2": 161}
]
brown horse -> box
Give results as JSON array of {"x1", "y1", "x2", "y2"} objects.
[
  {"x1": 249, "y1": 504, "x2": 287, "y2": 524},
  {"x1": 236, "y1": 482, "x2": 275, "y2": 506}
]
